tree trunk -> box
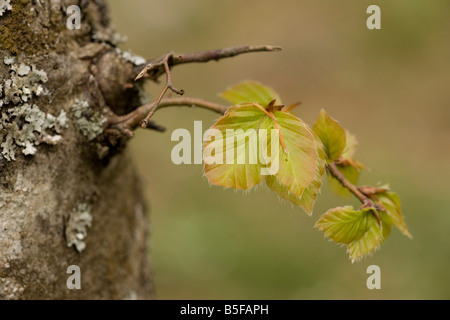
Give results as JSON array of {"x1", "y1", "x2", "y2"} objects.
[{"x1": 0, "y1": 0, "x2": 154, "y2": 299}]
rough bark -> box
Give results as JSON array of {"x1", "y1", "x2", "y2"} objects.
[{"x1": 0, "y1": 0, "x2": 153, "y2": 299}]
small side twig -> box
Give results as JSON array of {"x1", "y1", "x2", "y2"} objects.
[
  {"x1": 358, "y1": 185, "x2": 389, "y2": 196},
  {"x1": 137, "y1": 52, "x2": 185, "y2": 128},
  {"x1": 107, "y1": 97, "x2": 228, "y2": 137}
]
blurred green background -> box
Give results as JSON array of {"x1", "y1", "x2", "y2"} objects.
[{"x1": 109, "y1": 0, "x2": 450, "y2": 299}]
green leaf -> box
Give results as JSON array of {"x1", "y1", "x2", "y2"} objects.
[
  {"x1": 346, "y1": 213, "x2": 382, "y2": 263},
  {"x1": 265, "y1": 134, "x2": 325, "y2": 214},
  {"x1": 347, "y1": 211, "x2": 392, "y2": 263},
  {"x1": 207, "y1": 81, "x2": 325, "y2": 215},
  {"x1": 377, "y1": 191, "x2": 412, "y2": 238},
  {"x1": 316, "y1": 206, "x2": 395, "y2": 262},
  {"x1": 203, "y1": 103, "x2": 270, "y2": 190},
  {"x1": 270, "y1": 111, "x2": 320, "y2": 198},
  {"x1": 204, "y1": 103, "x2": 320, "y2": 196},
  {"x1": 312, "y1": 109, "x2": 346, "y2": 162},
  {"x1": 315, "y1": 206, "x2": 373, "y2": 244},
  {"x1": 220, "y1": 81, "x2": 282, "y2": 106}
]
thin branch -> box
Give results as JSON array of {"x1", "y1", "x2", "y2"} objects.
[
  {"x1": 327, "y1": 162, "x2": 382, "y2": 225},
  {"x1": 107, "y1": 97, "x2": 228, "y2": 137},
  {"x1": 134, "y1": 45, "x2": 281, "y2": 129},
  {"x1": 134, "y1": 45, "x2": 282, "y2": 81},
  {"x1": 175, "y1": 45, "x2": 282, "y2": 64},
  {"x1": 108, "y1": 45, "x2": 281, "y2": 136}
]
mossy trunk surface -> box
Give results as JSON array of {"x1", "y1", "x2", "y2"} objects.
[{"x1": 0, "y1": 0, "x2": 154, "y2": 299}]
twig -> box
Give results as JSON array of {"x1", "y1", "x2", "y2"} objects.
[
  {"x1": 327, "y1": 162, "x2": 382, "y2": 226},
  {"x1": 137, "y1": 52, "x2": 186, "y2": 128},
  {"x1": 327, "y1": 162, "x2": 369, "y2": 205},
  {"x1": 135, "y1": 45, "x2": 281, "y2": 129},
  {"x1": 107, "y1": 97, "x2": 228, "y2": 137},
  {"x1": 134, "y1": 45, "x2": 282, "y2": 81},
  {"x1": 108, "y1": 45, "x2": 281, "y2": 135}
]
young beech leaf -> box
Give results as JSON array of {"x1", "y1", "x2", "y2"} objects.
[
  {"x1": 268, "y1": 111, "x2": 320, "y2": 198},
  {"x1": 347, "y1": 211, "x2": 392, "y2": 263},
  {"x1": 204, "y1": 103, "x2": 320, "y2": 196},
  {"x1": 316, "y1": 206, "x2": 393, "y2": 262},
  {"x1": 221, "y1": 81, "x2": 282, "y2": 106},
  {"x1": 313, "y1": 109, "x2": 346, "y2": 163},
  {"x1": 377, "y1": 191, "x2": 412, "y2": 238},
  {"x1": 203, "y1": 103, "x2": 271, "y2": 189},
  {"x1": 265, "y1": 134, "x2": 325, "y2": 215},
  {"x1": 206, "y1": 81, "x2": 323, "y2": 202},
  {"x1": 315, "y1": 206, "x2": 373, "y2": 244}
]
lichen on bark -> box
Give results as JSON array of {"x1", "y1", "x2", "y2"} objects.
[{"x1": 0, "y1": 56, "x2": 68, "y2": 161}]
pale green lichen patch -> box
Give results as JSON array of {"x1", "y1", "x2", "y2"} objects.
[
  {"x1": 0, "y1": 104, "x2": 67, "y2": 160},
  {"x1": 72, "y1": 99, "x2": 106, "y2": 141},
  {"x1": 17, "y1": 63, "x2": 31, "y2": 76},
  {"x1": 66, "y1": 203, "x2": 93, "y2": 253},
  {"x1": 0, "y1": 0, "x2": 12, "y2": 16},
  {"x1": 3, "y1": 56, "x2": 14, "y2": 65},
  {"x1": 0, "y1": 58, "x2": 67, "y2": 161},
  {"x1": 1, "y1": 60, "x2": 48, "y2": 107}
]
